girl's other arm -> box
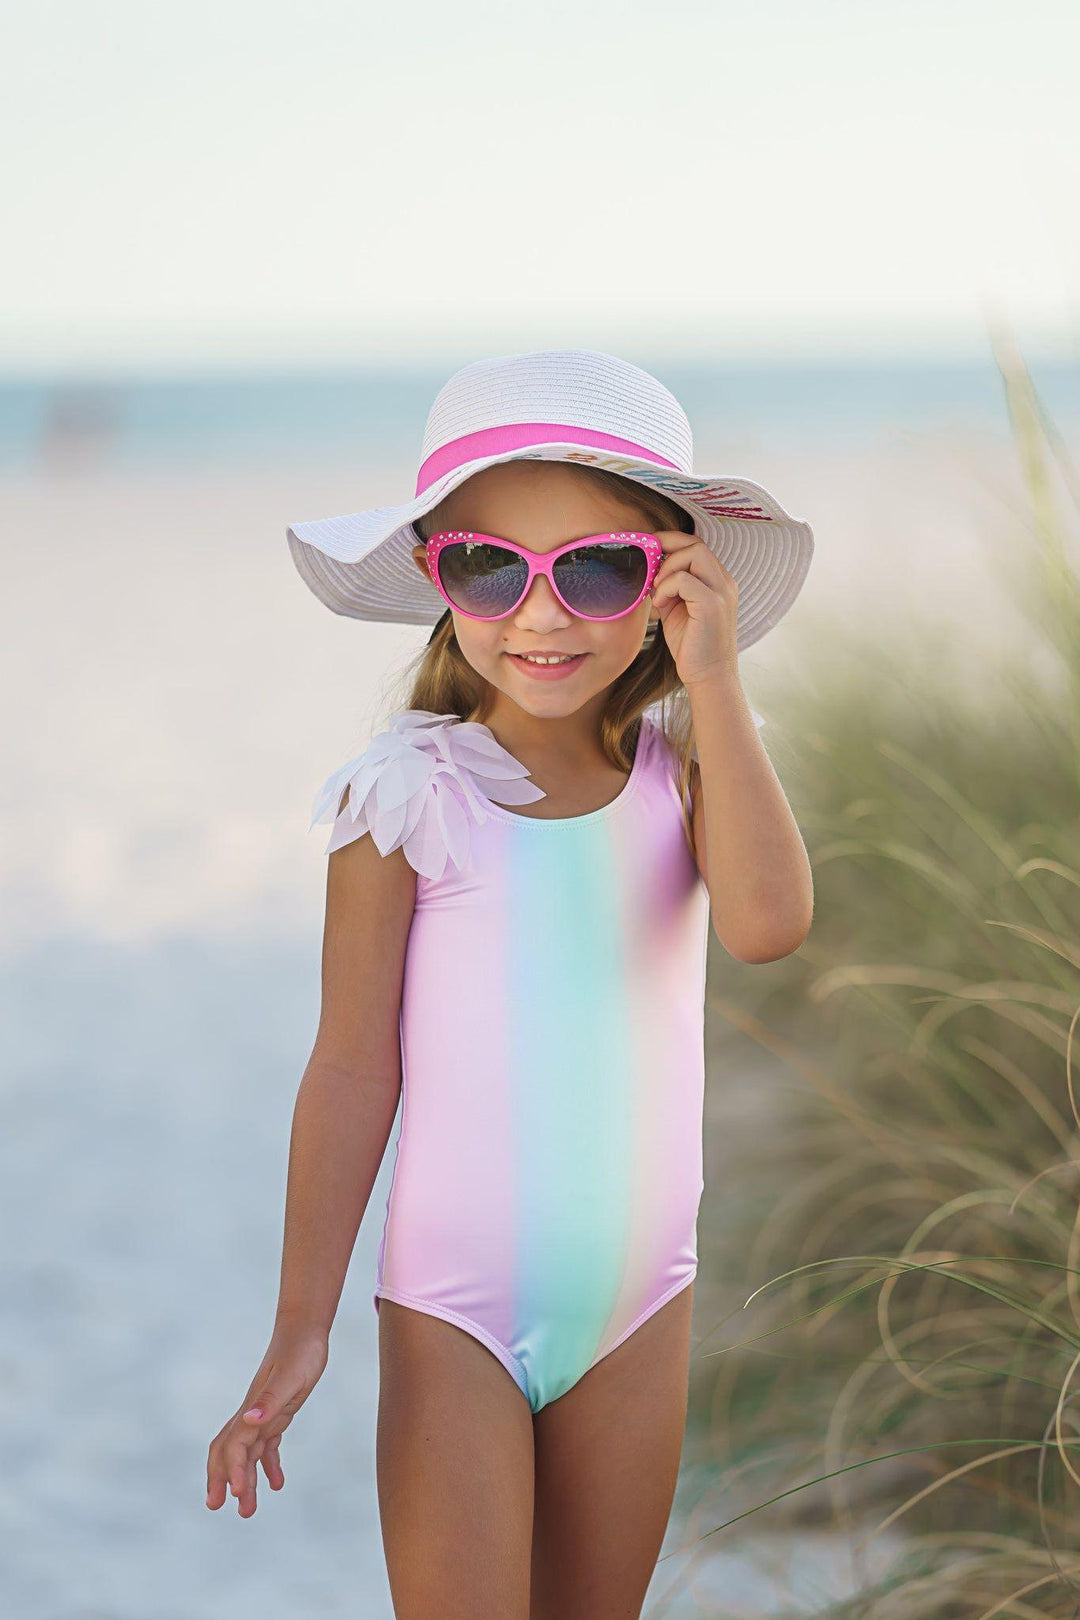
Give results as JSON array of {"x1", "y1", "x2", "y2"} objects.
[
  {"x1": 206, "y1": 828, "x2": 416, "y2": 1517},
  {"x1": 686, "y1": 673, "x2": 813, "y2": 963},
  {"x1": 277, "y1": 831, "x2": 417, "y2": 1332}
]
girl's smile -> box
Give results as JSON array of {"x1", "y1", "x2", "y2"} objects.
[{"x1": 504, "y1": 649, "x2": 590, "y2": 680}]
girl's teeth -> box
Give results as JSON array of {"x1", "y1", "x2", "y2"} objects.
[{"x1": 521, "y1": 654, "x2": 578, "y2": 665}]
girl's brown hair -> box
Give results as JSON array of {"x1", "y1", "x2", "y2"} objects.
[{"x1": 401, "y1": 464, "x2": 702, "y2": 853}]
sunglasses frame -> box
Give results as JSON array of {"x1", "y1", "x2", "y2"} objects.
[{"x1": 424, "y1": 530, "x2": 664, "y2": 623}]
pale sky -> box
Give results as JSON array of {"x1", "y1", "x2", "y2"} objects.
[{"x1": 3, "y1": 0, "x2": 1078, "y2": 372}]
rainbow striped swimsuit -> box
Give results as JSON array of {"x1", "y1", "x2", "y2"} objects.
[{"x1": 313, "y1": 707, "x2": 710, "y2": 1414}]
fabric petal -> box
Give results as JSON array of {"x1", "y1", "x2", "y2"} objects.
[
  {"x1": 444, "y1": 724, "x2": 547, "y2": 805},
  {"x1": 311, "y1": 708, "x2": 546, "y2": 876},
  {"x1": 481, "y1": 776, "x2": 551, "y2": 807},
  {"x1": 402, "y1": 795, "x2": 454, "y2": 882},
  {"x1": 432, "y1": 780, "x2": 473, "y2": 871}
]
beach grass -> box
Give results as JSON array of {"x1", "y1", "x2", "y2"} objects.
[{"x1": 670, "y1": 332, "x2": 1080, "y2": 1616}]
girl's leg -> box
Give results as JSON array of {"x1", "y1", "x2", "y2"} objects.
[
  {"x1": 376, "y1": 1299, "x2": 536, "y2": 1620},
  {"x1": 528, "y1": 1280, "x2": 695, "y2": 1620}
]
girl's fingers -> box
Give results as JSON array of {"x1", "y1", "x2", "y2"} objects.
[
  {"x1": 260, "y1": 1436, "x2": 285, "y2": 1490},
  {"x1": 220, "y1": 1421, "x2": 262, "y2": 1499},
  {"x1": 653, "y1": 538, "x2": 734, "y2": 591},
  {"x1": 653, "y1": 559, "x2": 738, "y2": 624},
  {"x1": 229, "y1": 1445, "x2": 259, "y2": 1512},
  {"x1": 206, "y1": 1456, "x2": 228, "y2": 1510},
  {"x1": 229, "y1": 1431, "x2": 261, "y2": 1499},
  {"x1": 652, "y1": 528, "x2": 698, "y2": 552},
  {"x1": 654, "y1": 571, "x2": 712, "y2": 611},
  {"x1": 206, "y1": 1420, "x2": 238, "y2": 1509},
  {"x1": 223, "y1": 1389, "x2": 301, "y2": 1503},
  {"x1": 207, "y1": 1334, "x2": 325, "y2": 1511}
]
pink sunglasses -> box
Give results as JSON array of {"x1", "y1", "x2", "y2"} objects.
[{"x1": 425, "y1": 530, "x2": 664, "y2": 623}]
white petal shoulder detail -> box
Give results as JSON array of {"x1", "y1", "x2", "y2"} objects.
[{"x1": 310, "y1": 709, "x2": 547, "y2": 881}]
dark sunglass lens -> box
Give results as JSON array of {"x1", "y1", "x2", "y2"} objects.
[
  {"x1": 552, "y1": 544, "x2": 649, "y2": 617},
  {"x1": 436, "y1": 542, "x2": 527, "y2": 618}
]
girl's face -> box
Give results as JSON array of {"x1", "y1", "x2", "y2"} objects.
[{"x1": 411, "y1": 461, "x2": 662, "y2": 719}]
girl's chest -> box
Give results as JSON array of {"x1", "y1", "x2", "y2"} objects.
[{"x1": 412, "y1": 781, "x2": 706, "y2": 954}]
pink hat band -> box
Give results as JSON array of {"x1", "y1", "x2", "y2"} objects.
[{"x1": 414, "y1": 421, "x2": 682, "y2": 498}]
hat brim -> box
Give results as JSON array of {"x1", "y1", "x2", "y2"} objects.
[{"x1": 286, "y1": 443, "x2": 814, "y2": 650}]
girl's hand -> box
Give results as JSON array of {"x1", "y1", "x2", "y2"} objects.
[
  {"x1": 206, "y1": 1317, "x2": 329, "y2": 1518},
  {"x1": 648, "y1": 531, "x2": 740, "y2": 691}
]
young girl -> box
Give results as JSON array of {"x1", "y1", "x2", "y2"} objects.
[{"x1": 206, "y1": 348, "x2": 816, "y2": 1617}]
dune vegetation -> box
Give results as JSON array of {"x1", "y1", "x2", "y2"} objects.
[{"x1": 681, "y1": 336, "x2": 1080, "y2": 1617}]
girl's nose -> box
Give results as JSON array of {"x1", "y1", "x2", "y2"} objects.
[{"x1": 513, "y1": 573, "x2": 574, "y2": 627}]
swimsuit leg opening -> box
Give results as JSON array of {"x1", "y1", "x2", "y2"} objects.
[
  {"x1": 587, "y1": 1268, "x2": 698, "y2": 1372},
  {"x1": 375, "y1": 1287, "x2": 533, "y2": 1408}
]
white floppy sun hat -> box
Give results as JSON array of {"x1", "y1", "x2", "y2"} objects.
[{"x1": 286, "y1": 347, "x2": 814, "y2": 650}]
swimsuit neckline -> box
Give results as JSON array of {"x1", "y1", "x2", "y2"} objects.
[{"x1": 477, "y1": 714, "x2": 653, "y2": 828}]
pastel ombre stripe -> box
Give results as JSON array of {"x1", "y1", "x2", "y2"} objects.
[
  {"x1": 504, "y1": 814, "x2": 635, "y2": 1409},
  {"x1": 372, "y1": 715, "x2": 710, "y2": 1413}
]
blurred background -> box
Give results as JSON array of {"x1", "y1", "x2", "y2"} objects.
[{"x1": 3, "y1": 2, "x2": 1080, "y2": 1616}]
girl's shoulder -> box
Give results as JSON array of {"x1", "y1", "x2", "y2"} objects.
[
  {"x1": 311, "y1": 701, "x2": 766, "y2": 878},
  {"x1": 640, "y1": 698, "x2": 766, "y2": 747},
  {"x1": 309, "y1": 708, "x2": 546, "y2": 881},
  {"x1": 640, "y1": 699, "x2": 766, "y2": 813}
]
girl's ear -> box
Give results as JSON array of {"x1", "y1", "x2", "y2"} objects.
[{"x1": 411, "y1": 542, "x2": 434, "y2": 581}]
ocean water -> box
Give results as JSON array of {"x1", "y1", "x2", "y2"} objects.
[{"x1": 2, "y1": 355, "x2": 1078, "y2": 470}]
